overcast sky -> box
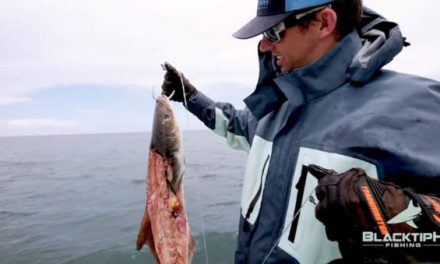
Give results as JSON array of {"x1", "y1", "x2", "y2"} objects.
[{"x1": 0, "y1": 0, "x2": 439, "y2": 137}]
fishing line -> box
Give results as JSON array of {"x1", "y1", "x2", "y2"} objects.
[
  {"x1": 176, "y1": 71, "x2": 210, "y2": 264},
  {"x1": 261, "y1": 188, "x2": 317, "y2": 264},
  {"x1": 195, "y1": 171, "x2": 210, "y2": 264},
  {"x1": 177, "y1": 72, "x2": 192, "y2": 130}
]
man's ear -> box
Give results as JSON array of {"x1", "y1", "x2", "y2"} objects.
[{"x1": 315, "y1": 8, "x2": 338, "y2": 39}]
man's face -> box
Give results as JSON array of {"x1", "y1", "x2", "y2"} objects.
[{"x1": 259, "y1": 24, "x2": 321, "y2": 73}]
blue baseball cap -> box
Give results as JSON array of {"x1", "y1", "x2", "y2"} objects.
[{"x1": 233, "y1": 0, "x2": 335, "y2": 39}]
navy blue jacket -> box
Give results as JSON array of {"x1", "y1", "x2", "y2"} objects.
[{"x1": 186, "y1": 8, "x2": 440, "y2": 264}]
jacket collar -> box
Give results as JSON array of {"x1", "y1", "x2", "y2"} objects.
[
  {"x1": 276, "y1": 32, "x2": 362, "y2": 102},
  {"x1": 245, "y1": 32, "x2": 362, "y2": 120}
]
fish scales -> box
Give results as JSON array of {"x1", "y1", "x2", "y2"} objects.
[{"x1": 137, "y1": 95, "x2": 195, "y2": 264}]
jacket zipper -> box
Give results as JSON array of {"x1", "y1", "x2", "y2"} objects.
[{"x1": 243, "y1": 154, "x2": 271, "y2": 232}]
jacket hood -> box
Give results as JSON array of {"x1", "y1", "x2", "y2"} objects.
[
  {"x1": 349, "y1": 7, "x2": 408, "y2": 84},
  {"x1": 244, "y1": 7, "x2": 408, "y2": 119}
]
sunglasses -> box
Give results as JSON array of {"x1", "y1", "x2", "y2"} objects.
[
  {"x1": 263, "y1": 22, "x2": 286, "y2": 44},
  {"x1": 262, "y1": 5, "x2": 332, "y2": 44}
]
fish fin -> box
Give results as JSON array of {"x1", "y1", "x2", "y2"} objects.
[
  {"x1": 166, "y1": 163, "x2": 174, "y2": 188},
  {"x1": 165, "y1": 155, "x2": 184, "y2": 194},
  {"x1": 171, "y1": 154, "x2": 184, "y2": 194}
]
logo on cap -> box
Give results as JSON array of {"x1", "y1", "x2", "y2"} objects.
[{"x1": 258, "y1": 0, "x2": 269, "y2": 8}]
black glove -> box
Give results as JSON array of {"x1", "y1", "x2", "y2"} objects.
[
  {"x1": 308, "y1": 164, "x2": 440, "y2": 263},
  {"x1": 161, "y1": 62, "x2": 196, "y2": 103}
]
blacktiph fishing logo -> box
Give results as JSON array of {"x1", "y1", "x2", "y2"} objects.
[
  {"x1": 362, "y1": 200, "x2": 440, "y2": 249},
  {"x1": 362, "y1": 231, "x2": 440, "y2": 249}
]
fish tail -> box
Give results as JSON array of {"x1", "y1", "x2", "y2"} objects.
[
  {"x1": 188, "y1": 234, "x2": 197, "y2": 262},
  {"x1": 136, "y1": 209, "x2": 161, "y2": 262},
  {"x1": 136, "y1": 208, "x2": 152, "y2": 250}
]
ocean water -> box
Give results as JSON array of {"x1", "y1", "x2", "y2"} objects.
[{"x1": 0, "y1": 130, "x2": 247, "y2": 264}]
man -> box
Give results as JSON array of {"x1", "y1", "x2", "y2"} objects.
[{"x1": 162, "y1": 0, "x2": 440, "y2": 263}]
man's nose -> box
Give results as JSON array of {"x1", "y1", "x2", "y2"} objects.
[{"x1": 259, "y1": 37, "x2": 275, "y2": 53}]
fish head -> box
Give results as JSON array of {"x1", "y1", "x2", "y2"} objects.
[
  {"x1": 150, "y1": 95, "x2": 181, "y2": 156},
  {"x1": 150, "y1": 95, "x2": 184, "y2": 193}
]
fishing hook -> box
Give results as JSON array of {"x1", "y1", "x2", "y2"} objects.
[{"x1": 151, "y1": 85, "x2": 175, "y2": 101}]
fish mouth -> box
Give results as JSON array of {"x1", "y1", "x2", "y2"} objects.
[{"x1": 156, "y1": 95, "x2": 173, "y2": 111}]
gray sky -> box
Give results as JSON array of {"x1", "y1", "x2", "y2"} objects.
[{"x1": 0, "y1": 0, "x2": 439, "y2": 136}]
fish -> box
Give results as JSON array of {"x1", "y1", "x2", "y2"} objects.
[{"x1": 136, "y1": 94, "x2": 195, "y2": 263}]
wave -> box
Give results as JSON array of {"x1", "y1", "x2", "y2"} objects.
[
  {"x1": 131, "y1": 179, "x2": 145, "y2": 185},
  {"x1": 0, "y1": 210, "x2": 36, "y2": 217},
  {"x1": 211, "y1": 201, "x2": 238, "y2": 207},
  {"x1": 200, "y1": 173, "x2": 217, "y2": 179},
  {"x1": 0, "y1": 160, "x2": 55, "y2": 167}
]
